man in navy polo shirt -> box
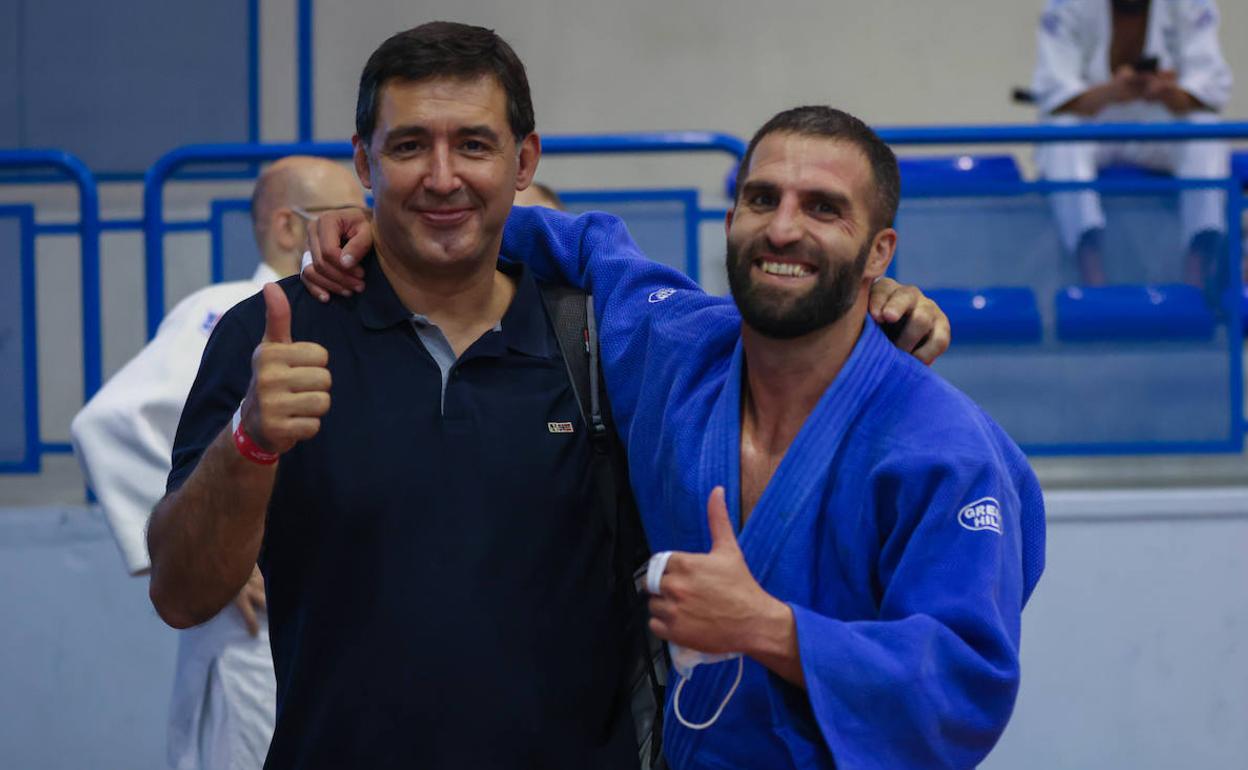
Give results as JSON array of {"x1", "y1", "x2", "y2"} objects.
[
  {"x1": 147, "y1": 21, "x2": 949, "y2": 769},
  {"x1": 149, "y1": 23, "x2": 638, "y2": 768}
]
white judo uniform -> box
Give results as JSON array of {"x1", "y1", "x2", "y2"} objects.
[
  {"x1": 1032, "y1": 0, "x2": 1233, "y2": 253},
  {"x1": 71, "y1": 265, "x2": 278, "y2": 770}
]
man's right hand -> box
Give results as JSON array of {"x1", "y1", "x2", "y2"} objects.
[
  {"x1": 232, "y1": 565, "x2": 267, "y2": 637},
  {"x1": 241, "y1": 283, "x2": 332, "y2": 455},
  {"x1": 1060, "y1": 66, "x2": 1148, "y2": 116},
  {"x1": 301, "y1": 208, "x2": 374, "y2": 301}
]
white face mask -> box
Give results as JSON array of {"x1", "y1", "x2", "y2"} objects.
[{"x1": 645, "y1": 551, "x2": 745, "y2": 731}]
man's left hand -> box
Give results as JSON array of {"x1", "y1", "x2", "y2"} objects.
[
  {"x1": 869, "y1": 278, "x2": 951, "y2": 365},
  {"x1": 648, "y1": 487, "x2": 788, "y2": 656}
]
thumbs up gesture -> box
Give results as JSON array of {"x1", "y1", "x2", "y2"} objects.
[
  {"x1": 647, "y1": 487, "x2": 785, "y2": 656},
  {"x1": 239, "y1": 283, "x2": 332, "y2": 456}
]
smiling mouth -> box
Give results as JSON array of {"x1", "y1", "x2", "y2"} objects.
[
  {"x1": 416, "y1": 208, "x2": 473, "y2": 227},
  {"x1": 754, "y1": 259, "x2": 816, "y2": 278}
]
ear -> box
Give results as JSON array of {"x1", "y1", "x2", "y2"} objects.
[
  {"x1": 724, "y1": 206, "x2": 735, "y2": 237},
  {"x1": 352, "y1": 135, "x2": 373, "y2": 191},
  {"x1": 515, "y1": 132, "x2": 541, "y2": 191},
  {"x1": 272, "y1": 209, "x2": 302, "y2": 252},
  {"x1": 863, "y1": 227, "x2": 897, "y2": 281}
]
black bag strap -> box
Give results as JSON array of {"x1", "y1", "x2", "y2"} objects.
[
  {"x1": 539, "y1": 282, "x2": 667, "y2": 769},
  {"x1": 540, "y1": 284, "x2": 594, "y2": 435},
  {"x1": 540, "y1": 284, "x2": 618, "y2": 554}
]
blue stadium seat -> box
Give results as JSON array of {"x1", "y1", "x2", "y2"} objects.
[
  {"x1": 1055, "y1": 284, "x2": 1216, "y2": 342},
  {"x1": 898, "y1": 155, "x2": 1022, "y2": 188},
  {"x1": 924, "y1": 287, "x2": 1042, "y2": 344},
  {"x1": 1096, "y1": 163, "x2": 1171, "y2": 181}
]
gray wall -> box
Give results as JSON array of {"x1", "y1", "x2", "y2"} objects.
[{"x1": 312, "y1": 1, "x2": 1248, "y2": 146}]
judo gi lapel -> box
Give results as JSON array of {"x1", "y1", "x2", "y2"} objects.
[{"x1": 698, "y1": 319, "x2": 897, "y2": 588}]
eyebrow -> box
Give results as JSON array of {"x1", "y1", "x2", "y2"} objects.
[
  {"x1": 740, "y1": 180, "x2": 854, "y2": 211},
  {"x1": 382, "y1": 124, "x2": 502, "y2": 145}
]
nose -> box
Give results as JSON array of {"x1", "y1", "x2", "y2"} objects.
[
  {"x1": 423, "y1": 143, "x2": 461, "y2": 196},
  {"x1": 764, "y1": 196, "x2": 803, "y2": 251}
]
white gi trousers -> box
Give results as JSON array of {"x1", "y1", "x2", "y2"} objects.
[
  {"x1": 168, "y1": 610, "x2": 276, "y2": 770},
  {"x1": 1036, "y1": 103, "x2": 1230, "y2": 254}
]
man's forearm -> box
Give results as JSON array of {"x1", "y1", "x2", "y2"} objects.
[
  {"x1": 1053, "y1": 82, "x2": 1120, "y2": 116},
  {"x1": 148, "y1": 428, "x2": 276, "y2": 628},
  {"x1": 1160, "y1": 88, "x2": 1205, "y2": 114}
]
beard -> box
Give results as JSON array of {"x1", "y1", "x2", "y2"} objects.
[{"x1": 726, "y1": 235, "x2": 871, "y2": 340}]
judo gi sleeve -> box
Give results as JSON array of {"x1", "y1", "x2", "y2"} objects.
[
  {"x1": 70, "y1": 297, "x2": 220, "y2": 575},
  {"x1": 501, "y1": 206, "x2": 717, "y2": 431},
  {"x1": 787, "y1": 454, "x2": 1035, "y2": 770},
  {"x1": 1176, "y1": 0, "x2": 1232, "y2": 111},
  {"x1": 1031, "y1": 0, "x2": 1092, "y2": 115}
]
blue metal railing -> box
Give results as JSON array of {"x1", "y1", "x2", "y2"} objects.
[
  {"x1": 0, "y1": 150, "x2": 100, "y2": 471},
  {"x1": 2, "y1": 121, "x2": 1234, "y2": 466},
  {"x1": 142, "y1": 132, "x2": 747, "y2": 338},
  {"x1": 871, "y1": 123, "x2": 1245, "y2": 454},
  {"x1": 875, "y1": 121, "x2": 1248, "y2": 145},
  {"x1": 0, "y1": 150, "x2": 102, "y2": 400}
]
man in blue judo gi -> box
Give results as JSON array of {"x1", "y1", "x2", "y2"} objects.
[
  {"x1": 302, "y1": 107, "x2": 1044, "y2": 768},
  {"x1": 502, "y1": 106, "x2": 1046, "y2": 769}
]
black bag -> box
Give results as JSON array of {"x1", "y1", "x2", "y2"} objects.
[{"x1": 540, "y1": 283, "x2": 668, "y2": 770}]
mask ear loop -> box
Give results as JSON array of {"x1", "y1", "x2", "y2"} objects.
[{"x1": 672, "y1": 655, "x2": 744, "y2": 730}]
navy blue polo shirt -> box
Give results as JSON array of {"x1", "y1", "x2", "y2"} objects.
[{"x1": 169, "y1": 256, "x2": 638, "y2": 769}]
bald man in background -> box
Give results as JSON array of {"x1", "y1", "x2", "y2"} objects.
[{"x1": 71, "y1": 156, "x2": 365, "y2": 770}]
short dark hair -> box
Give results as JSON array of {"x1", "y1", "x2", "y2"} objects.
[
  {"x1": 355, "y1": 22, "x2": 535, "y2": 145},
  {"x1": 735, "y1": 106, "x2": 900, "y2": 231}
]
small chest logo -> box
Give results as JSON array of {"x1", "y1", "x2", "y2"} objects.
[
  {"x1": 547, "y1": 421, "x2": 575, "y2": 434},
  {"x1": 648, "y1": 288, "x2": 678, "y2": 304},
  {"x1": 958, "y1": 497, "x2": 1002, "y2": 535},
  {"x1": 200, "y1": 311, "x2": 222, "y2": 335}
]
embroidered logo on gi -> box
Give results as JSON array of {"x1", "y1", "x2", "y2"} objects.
[
  {"x1": 648, "y1": 288, "x2": 678, "y2": 304},
  {"x1": 547, "y1": 421, "x2": 575, "y2": 433},
  {"x1": 958, "y1": 497, "x2": 1002, "y2": 535},
  {"x1": 200, "y1": 311, "x2": 222, "y2": 335}
]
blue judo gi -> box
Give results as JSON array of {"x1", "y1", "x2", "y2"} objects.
[{"x1": 502, "y1": 206, "x2": 1046, "y2": 770}]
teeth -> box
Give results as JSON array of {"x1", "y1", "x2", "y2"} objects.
[{"x1": 759, "y1": 261, "x2": 813, "y2": 277}]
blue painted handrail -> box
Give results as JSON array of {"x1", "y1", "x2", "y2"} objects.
[
  {"x1": 0, "y1": 149, "x2": 102, "y2": 400},
  {"x1": 297, "y1": 0, "x2": 314, "y2": 143},
  {"x1": 877, "y1": 121, "x2": 1248, "y2": 145},
  {"x1": 142, "y1": 132, "x2": 747, "y2": 337},
  {"x1": 541, "y1": 131, "x2": 747, "y2": 157}
]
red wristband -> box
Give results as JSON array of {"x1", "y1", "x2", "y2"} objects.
[{"x1": 232, "y1": 405, "x2": 279, "y2": 465}]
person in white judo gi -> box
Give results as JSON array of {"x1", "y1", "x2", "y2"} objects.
[
  {"x1": 1031, "y1": 0, "x2": 1233, "y2": 285},
  {"x1": 70, "y1": 156, "x2": 365, "y2": 769}
]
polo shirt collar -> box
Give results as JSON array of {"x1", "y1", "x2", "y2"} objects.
[
  {"x1": 355, "y1": 251, "x2": 551, "y2": 358},
  {"x1": 495, "y1": 260, "x2": 551, "y2": 358},
  {"x1": 357, "y1": 251, "x2": 414, "y2": 330}
]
